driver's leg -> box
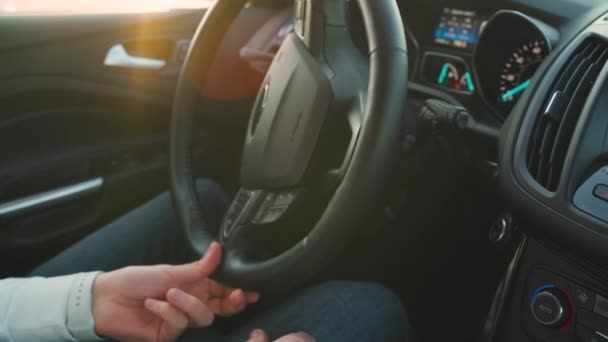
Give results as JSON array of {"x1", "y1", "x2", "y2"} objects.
[
  {"x1": 30, "y1": 179, "x2": 230, "y2": 277},
  {"x1": 179, "y1": 282, "x2": 412, "y2": 342},
  {"x1": 229, "y1": 282, "x2": 412, "y2": 342}
]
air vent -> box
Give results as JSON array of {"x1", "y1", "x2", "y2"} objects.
[{"x1": 527, "y1": 36, "x2": 608, "y2": 191}]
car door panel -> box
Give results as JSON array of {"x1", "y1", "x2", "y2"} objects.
[{"x1": 0, "y1": 7, "x2": 277, "y2": 276}]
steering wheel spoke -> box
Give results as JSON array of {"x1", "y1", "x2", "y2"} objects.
[
  {"x1": 221, "y1": 188, "x2": 301, "y2": 243},
  {"x1": 296, "y1": 0, "x2": 349, "y2": 55},
  {"x1": 220, "y1": 189, "x2": 264, "y2": 241},
  {"x1": 327, "y1": 91, "x2": 365, "y2": 184},
  {"x1": 293, "y1": 0, "x2": 371, "y2": 188},
  {"x1": 250, "y1": 190, "x2": 299, "y2": 224}
]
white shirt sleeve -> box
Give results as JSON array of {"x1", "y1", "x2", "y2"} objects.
[{"x1": 0, "y1": 272, "x2": 105, "y2": 342}]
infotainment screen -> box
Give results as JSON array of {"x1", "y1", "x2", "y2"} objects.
[{"x1": 433, "y1": 8, "x2": 484, "y2": 50}]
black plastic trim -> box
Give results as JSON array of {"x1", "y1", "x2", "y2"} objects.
[{"x1": 499, "y1": 5, "x2": 608, "y2": 265}]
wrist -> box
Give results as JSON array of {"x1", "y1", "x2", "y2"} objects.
[
  {"x1": 92, "y1": 272, "x2": 113, "y2": 338},
  {"x1": 66, "y1": 272, "x2": 105, "y2": 341}
]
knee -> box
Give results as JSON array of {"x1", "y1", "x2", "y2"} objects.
[
  {"x1": 319, "y1": 282, "x2": 413, "y2": 340},
  {"x1": 327, "y1": 281, "x2": 405, "y2": 314}
]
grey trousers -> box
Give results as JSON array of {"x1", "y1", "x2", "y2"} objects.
[{"x1": 32, "y1": 180, "x2": 412, "y2": 342}]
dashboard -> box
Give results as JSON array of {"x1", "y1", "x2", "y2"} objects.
[
  {"x1": 391, "y1": 3, "x2": 608, "y2": 341},
  {"x1": 247, "y1": 0, "x2": 571, "y2": 130},
  {"x1": 374, "y1": 0, "x2": 568, "y2": 126},
  {"x1": 241, "y1": 2, "x2": 608, "y2": 341},
  {"x1": 345, "y1": 1, "x2": 608, "y2": 341}
]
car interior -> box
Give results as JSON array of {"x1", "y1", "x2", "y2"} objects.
[{"x1": 1, "y1": 0, "x2": 608, "y2": 341}]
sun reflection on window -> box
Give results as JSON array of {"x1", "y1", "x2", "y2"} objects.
[{"x1": 0, "y1": 0, "x2": 215, "y2": 15}]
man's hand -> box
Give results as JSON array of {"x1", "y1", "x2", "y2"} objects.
[
  {"x1": 92, "y1": 242, "x2": 259, "y2": 342},
  {"x1": 247, "y1": 329, "x2": 315, "y2": 342}
]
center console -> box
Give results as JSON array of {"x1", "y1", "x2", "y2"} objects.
[
  {"x1": 489, "y1": 237, "x2": 608, "y2": 342},
  {"x1": 490, "y1": 4, "x2": 608, "y2": 341}
]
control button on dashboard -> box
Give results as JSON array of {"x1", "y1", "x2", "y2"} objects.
[
  {"x1": 593, "y1": 185, "x2": 608, "y2": 202},
  {"x1": 531, "y1": 287, "x2": 570, "y2": 328},
  {"x1": 573, "y1": 286, "x2": 596, "y2": 311},
  {"x1": 593, "y1": 295, "x2": 608, "y2": 320}
]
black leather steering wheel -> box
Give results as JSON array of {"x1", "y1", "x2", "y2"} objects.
[{"x1": 170, "y1": 0, "x2": 408, "y2": 290}]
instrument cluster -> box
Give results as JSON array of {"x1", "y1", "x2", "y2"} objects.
[
  {"x1": 399, "y1": 2, "x2": 559, "y2": 122},
  {"x1": 345, "y1": 1, "x2": 561, "y2": 122}
]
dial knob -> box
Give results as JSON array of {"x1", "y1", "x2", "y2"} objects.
[{"x1": 530, "y1": 287, "x2": 571, "y2": 328}]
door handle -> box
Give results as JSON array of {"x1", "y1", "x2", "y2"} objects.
[
  {"x1": 0, "y1": 178, "x2": 104, "y2": 218},
  {"x1": 104, "y1": 44, "x2": 167, "y2": 70}
]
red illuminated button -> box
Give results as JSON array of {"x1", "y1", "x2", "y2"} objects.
[{"x1": 593, "y1": 185, "x2": 608, "y2": 202}]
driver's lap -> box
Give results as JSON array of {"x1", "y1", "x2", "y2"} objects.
[{"x1": 31, "y1": 179, "x2": 412, "y2": 342}]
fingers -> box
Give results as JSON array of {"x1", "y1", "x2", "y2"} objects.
[
  {"x1": 207, "y1": 288, "x2": 259, "y2": 317},
  {"x1": 144, "y1": 299, "x2": 189, "y2": 341},
  {"x1": 208, "y1": 279, "x2": 233, "y2": 298},
  {"x1": 207, "y1": 280, "x2": 260, "y2": 305},
  {"x1": 168, "y1": 242, "x2": 222, "y2": 283},
  {"x1": 274, "y1": 332, "x2": 316, "y2": 342},
  {"x1": 145, "y1": 299, "x2": 188, "y2": 329},
  {"x1": 208, "y1": 288, "x2": 246, "y2": 316},
  {"x1": 177, "y1": 279, "x2": 260, "y2": 318},
  {"x1": 197, "y1": 242, "x2": 222, "y2": 277},
  {"x1": 246, "y1": 291, "x2": 261, "y2": 304},
  {"x1": 228, "y1": 289, "x2": 248, "y2": 312},
  {"x1": 247, "y1": 330, "x2": 316, "y2": 342},
  {"x1": 166, "y1": 288, "x2": 214, "y2": 327},
  {"x1": 247, "y1": 329, "x2": 269, "y2": 342}
]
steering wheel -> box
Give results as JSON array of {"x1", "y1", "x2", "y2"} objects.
[{"x1": 170, "y1": 0, "x2": 408, "y2": 290}]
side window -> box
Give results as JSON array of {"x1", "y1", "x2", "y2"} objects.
[{"x1": 0, "y1": 0, "x2": 214, "y2": 16}]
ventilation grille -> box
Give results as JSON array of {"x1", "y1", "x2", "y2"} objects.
[{"x1": 527, "y1": 36, "x2": 608, "y2": 191}]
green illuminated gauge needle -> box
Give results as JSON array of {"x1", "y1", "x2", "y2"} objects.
[
  {"x1": 501, "y1": 79, "x2": 531, "y2": 101},
  {"x1": 438, "y1": 64, "x2": 449, "y2": 84},
  {"x1": 464, "y1": 72, "x2": 475, "y2": 92}
]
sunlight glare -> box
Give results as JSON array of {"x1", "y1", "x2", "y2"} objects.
[{"x1": 0, "y1": 0, "x2": 215, "y2": 15}]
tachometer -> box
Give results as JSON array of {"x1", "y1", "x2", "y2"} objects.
[{"x1": 498, "y1": 40, "x2": 550, "y2": 113}]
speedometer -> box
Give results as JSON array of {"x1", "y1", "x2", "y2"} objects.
[
  {"x1": 498, "y1": 40, "x2": 550, "y2": 113},
  {"x1": 474, "y1": 11, "x2": 557, "y2": 119}
]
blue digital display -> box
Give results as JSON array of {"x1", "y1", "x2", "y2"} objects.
[{"x1": 433, "y1": 8, "x2": 483, "y2": 50}]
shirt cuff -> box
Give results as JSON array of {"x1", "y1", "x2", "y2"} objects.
[{"x1": 66, "y1": 272, "x2": 105, "y2": 341}]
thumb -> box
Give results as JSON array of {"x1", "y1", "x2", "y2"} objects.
[
  {"x1": 247, "y1": 329, "x2": 269, "y2": 342},
  {"x1": 168, "y1": 242, "x2": 222, "y2": 283}
]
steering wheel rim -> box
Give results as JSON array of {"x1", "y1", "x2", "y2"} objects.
[{"x1": 170, "y1": 0, "x2": 408, "y2": 290}]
